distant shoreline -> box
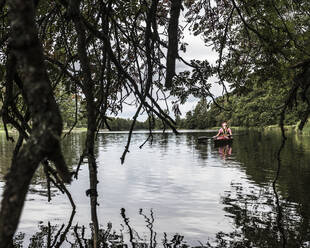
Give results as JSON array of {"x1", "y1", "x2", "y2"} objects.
[{"x1": 1, "y1": 124, "x2": 309, "y2": 135}]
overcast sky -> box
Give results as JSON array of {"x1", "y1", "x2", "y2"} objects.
[{"x1": 116, "y1": 15, "x2": 224, "y2": 121}]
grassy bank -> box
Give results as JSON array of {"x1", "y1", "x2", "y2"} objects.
[
  {"x1": 294, "y1": 120, "x2": 310, "y2": 135},
  {"x1": 0, "y1": 127, "x2": 88, "y2": 134},
  {"x1": 262, "y1": 121, "x2": 310, "y2": 136},
  {"x1": 210, "y1": 122, "x2": 310, "y2": 136},
  {"x1": 229, "y1": 121, "x2": 310, "y2": 136},
  {"x1": 1, "y1": 121, "x2": 310, "y2": 135},
  {"x1": 63, "y1": 127, "x2": 87, "y2": 133}
]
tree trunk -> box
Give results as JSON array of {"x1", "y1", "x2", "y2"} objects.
[
  {"x1": 0, "y1": 1, "x2": 71, "y2": 247},
  {"x1": 68, "y1": 1, "x2": 100, "y2": 246}
]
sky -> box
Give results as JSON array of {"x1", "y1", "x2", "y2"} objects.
[{"x1": 116, "y1": 14, "x2": 225, "y2": 121}]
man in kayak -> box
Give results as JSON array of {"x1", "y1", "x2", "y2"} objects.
[{"x1": 214, "y1": 122, "x2": 232, "y2": 139}]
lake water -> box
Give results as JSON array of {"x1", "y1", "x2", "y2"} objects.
[{"x1": 0, "y1": 130, "x2": 310, "y2": 247}]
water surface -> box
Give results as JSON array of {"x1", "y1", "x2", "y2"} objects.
[{"x1": 0, "y1": 130, "x2": 310, "y2": 247}]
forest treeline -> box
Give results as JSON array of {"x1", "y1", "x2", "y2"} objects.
[
  {"x1": 178, "y1": 87, "x2": 308, "y2": 130},
  {"x1": 1, "y1": 92, "x2": 307, "y2": 131},
  {"x1": 48, "y1": 80, "x2": 308, "y2": 130},
  {"x1": 36, "y1": 78, "x2": 309, "y2": 131},
  {"x1": 0, "y1": 74, "x2": 308, "y2": 131}
]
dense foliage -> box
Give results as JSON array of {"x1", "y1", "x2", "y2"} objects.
[
  {"x1": 0, "y1": 0, "x2": 189, "y2": 246},
  {"x1": 183, "y1": 0, "x2": 310, "y2": 130},
  {"x1": 179, "y1": 87, "x2": 308, "y2": 129},
  {"x1": 1, "y1": 0, "x2": 310, "y2": 247}
]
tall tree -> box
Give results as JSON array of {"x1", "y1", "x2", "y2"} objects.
[
  {"x1": 0, "y1": 0, "x2": 191, "y2": 247},
  {"x1": 185, "y1": 0, "x2": 310, "y2": 130},
  {"x1": 0, "y1": 0, "x2": 71, "y2": 247}
]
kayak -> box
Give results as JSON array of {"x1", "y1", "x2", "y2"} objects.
[
  {"x1": 197, "y1": 135, "x2": 233, "y2": 146},
  {"x1": 213, "y1": 136, "x2": 233, "y2": 146}
]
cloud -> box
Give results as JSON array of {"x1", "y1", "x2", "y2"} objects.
[
  {"x1": 180, "y1": 33, "x2": 218, "y2": 65},
  {"x1": 117, "y1": 20, "x2": 228, "y2": 121}
]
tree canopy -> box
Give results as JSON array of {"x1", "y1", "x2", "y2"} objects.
[
  {"x1": 184, "y1": 0, "x2": 310, "y2": 130},
  {"x1": 0, "y1": 0, "x2": 310, "y2": 247}
]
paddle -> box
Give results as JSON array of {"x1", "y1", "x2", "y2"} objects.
[
  {"x1": 197, "y1": 133, "x2": 240, "y2": 140},
  {"x1": 197, "y1": 136, "x2": 216, "y2": 140}
]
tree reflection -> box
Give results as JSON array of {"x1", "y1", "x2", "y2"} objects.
[
  {"x1": 213, "y1": 182, "x2": 310, "y2": 248},
  {"x1": 12, "y1": 194, "x2": 310, "y2": 248},
  {"x1": 13, "y1": 208, "x2": 192, "y2": 248},
  {"x1": 13, "y1": 209, "x2": 75, "y2": 248},
  {"x1": 5, "y1": 131, "x2": 310, "y2": 247},
  {"x1": 0, "y1": 132, "x2": 86, "y2": 187},
  {"x1": 232, "y1": 131, "x2": 310, "y2": 227}
]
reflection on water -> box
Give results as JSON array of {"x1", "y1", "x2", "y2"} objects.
[
  {"x1": 1, "y1": 130, "x2": 310, "y2": 247},
  {"x1": 12, "y1": 208, "x2": 194, "y2": 248},
  {"x1": 218, "y1": 145, "x2": 232, "y2": 160}
]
